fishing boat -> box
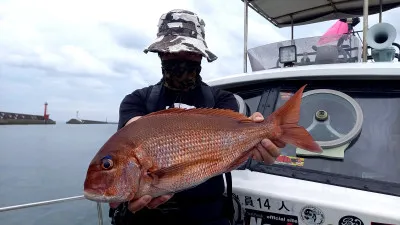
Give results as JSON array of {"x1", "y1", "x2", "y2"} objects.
[
  {"x1": 206, "y1": 0, "x2": 400, "y2": 225},
  {"x1": 1, "y1": 1, "x2": 400, "y2": 225}
]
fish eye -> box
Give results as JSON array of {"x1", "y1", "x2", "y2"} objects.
[{"x1": 101, "y1": 157, "x2": 113, "y2": 170}]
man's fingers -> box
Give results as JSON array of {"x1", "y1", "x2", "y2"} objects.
[
  {"x1": 125, "y1": 116, "x2": 142, "y2": 127},
  {"x1": 261, "y1": 139, "x2": 281, "y2": 158},
  {"x1": 256, "y1": 143, "x2": 275, "y2": 164},
  {"x1": 250, "y1": 112, "x2": 264, "y2": 122},
  {"x1": 128, "y1": 195, "x2": 152, "y2": 213},
  {"x1": 147, "y1": 194, "x2": 173, "y2": 209},
  {"x1": 251, "y1": 147, "x2": 262, "y2": 161}
]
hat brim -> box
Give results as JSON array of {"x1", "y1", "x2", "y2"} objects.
[{"x1": 144, "y1": 35, "x2": 218, "y2": 62}]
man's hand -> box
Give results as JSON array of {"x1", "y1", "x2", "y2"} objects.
[
  {"x1": 127, "y1": 194, "x2": 174, "y2": 213},
  {"x1": 124, "y1": 116, "x2": 174, "y2": 213},
  {"x1": 125, "y1": 116, "x2": 142, "y2": 126},
  {"x1": 248, "y1": 112, "x2": 285, "y2": 164}
]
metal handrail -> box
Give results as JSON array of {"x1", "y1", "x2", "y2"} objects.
[{"x1": 0, "y1": 195, "x2": 104, "y2": 225}]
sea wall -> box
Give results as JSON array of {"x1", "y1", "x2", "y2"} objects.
[
  {"x1": 66, "y1": 119, "x2": 117, "y2": 124},
  {"x1": 0, "y1": 112, "x2": 56, "y2": 125}
]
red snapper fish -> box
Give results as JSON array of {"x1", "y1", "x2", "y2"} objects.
[{"x1": 83, "y1": 85, "x2": 322, "y2": 206}]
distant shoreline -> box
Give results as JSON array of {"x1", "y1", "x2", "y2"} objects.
[
  {"x1": 0, "y1": 111, "x2": 56, "y2": 125},
  {"x1": 0, "y1": 111, "x2": 118, "y2": 125},
  {"x1": 0, "y1": 119, "x2": 56, "y2": 125}
]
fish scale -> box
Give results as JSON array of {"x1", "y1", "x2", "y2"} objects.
[
  {"x1": 145, "y1": 130, "x2": 245, "y2": 167},
  {"x1": 83, "y1": 85, "x2": 323, "y2": 204},
  {"x1": 140, "y1": 128, "x2": 271, "y2": 196}
]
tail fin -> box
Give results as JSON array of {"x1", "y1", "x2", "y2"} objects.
[{"x1": 267, "y1": 85, "x2": 323, "y2": 153}]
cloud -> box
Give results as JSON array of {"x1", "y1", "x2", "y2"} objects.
[{"x1": 0, "y1": 0, "x2": 399, "y2": 122}]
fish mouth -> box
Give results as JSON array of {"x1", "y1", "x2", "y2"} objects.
[{"x1": 83, "y1": 190, "x2": 125, "y2": 203}]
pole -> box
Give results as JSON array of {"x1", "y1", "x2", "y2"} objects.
[
  {"x1": 291, "y1": 15, "x2": 294, "y2": 44},
  {"x1": 244, "y1": 0, "x2": 248, "y2": 73},
  {"x1": 379, "y1": 0, "x2": 383, "y2": 22},
  {"x1": 362, "y1": 0, "x2": 369, "y2": 62}
]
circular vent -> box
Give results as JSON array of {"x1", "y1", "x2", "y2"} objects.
[{"x1": 299, "y1": 89, "x2": 364, "y2": 148}]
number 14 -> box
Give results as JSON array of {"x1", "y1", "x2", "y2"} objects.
[{"x1": 256, "y1": 198, "x2": 270, "y2": 210}]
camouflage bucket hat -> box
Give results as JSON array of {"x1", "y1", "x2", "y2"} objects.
[{"x1": 143, "y1": 9, "x2": 218, "y2": 62}]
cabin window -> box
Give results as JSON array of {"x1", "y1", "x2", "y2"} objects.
[{"x1": 238, "y1": 85, "x2": 400, "y2": 196}]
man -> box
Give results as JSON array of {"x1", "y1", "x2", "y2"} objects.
[{"x1": 110, "y1": 9, "x2": 283, "y2": 225}]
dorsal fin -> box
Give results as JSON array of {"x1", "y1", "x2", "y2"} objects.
[
  {"x1": 146, "y1": 108, "x2": 187, "y2": 116},
  {"x1": 145, "y1": 107, "x2": 253, "y2": 123}
]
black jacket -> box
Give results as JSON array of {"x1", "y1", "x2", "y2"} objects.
[{"x1": 111, "y1": 82, "x2": 240, "y2": 225}]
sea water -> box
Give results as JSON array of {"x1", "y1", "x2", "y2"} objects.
[{"x1": 0, "y1": 124, "x2": 117, "y2": 225}]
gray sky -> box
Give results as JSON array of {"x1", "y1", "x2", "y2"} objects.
[{"x1": 1, "y1": 0, "x2": 399, "y2": 122}]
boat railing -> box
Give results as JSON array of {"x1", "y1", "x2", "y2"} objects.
[{"x1": 0, "y1": 195, "x2": 104, "y2": 225}]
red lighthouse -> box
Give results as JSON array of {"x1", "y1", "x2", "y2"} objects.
[{"x1": 44, "y1": 102, "x2": 49, "y2": 122}]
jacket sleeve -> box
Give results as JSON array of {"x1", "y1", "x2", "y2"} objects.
[
  {"x1": 213, "y1": 88, "x2": 239, "y2": 112},
  {"x1": 118, "y1": 87, "x2": 148, "y2": 130},
  {"x1": 213, "y1": 88, "x2": 252, "y2": 170}
]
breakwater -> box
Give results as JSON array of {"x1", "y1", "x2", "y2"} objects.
[
  {"x1": 0, "y1": 111, "x2": 56, "y2": 125},
  {"x1": 66, "y1": 118, "x2": 117, "y2": 124}
]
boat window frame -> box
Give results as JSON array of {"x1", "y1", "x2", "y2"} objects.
[{"x1": 228, "y1": 79, "x2": 400, "y2": 197}]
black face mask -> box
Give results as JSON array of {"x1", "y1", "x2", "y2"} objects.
[{"x1": 161, "y1": 59, "x2": 202, "y2": 92}]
